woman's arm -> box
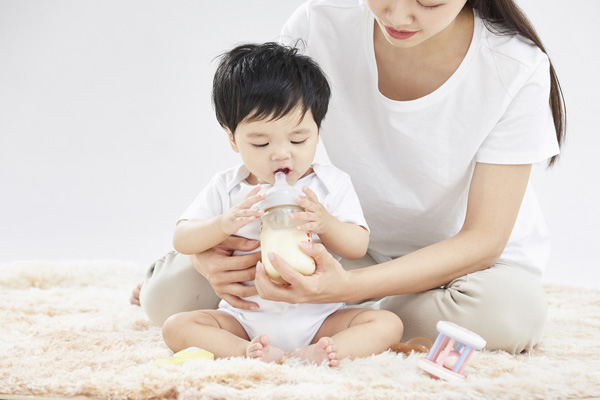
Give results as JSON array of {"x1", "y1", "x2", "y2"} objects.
[{"x1": 255, "y1": 163, "x2": 532, "y2": 304}]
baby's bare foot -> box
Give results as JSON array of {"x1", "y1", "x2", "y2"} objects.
[
  {"x1": 246, "y1": 335, "x2": 286, "y2": 363},
  {"x1": 291, "y1": 337, "x2": 339, "y2": 368}
]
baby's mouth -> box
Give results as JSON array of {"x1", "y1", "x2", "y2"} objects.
[{"x1": 275, "y1": 167, "x2": 291, "y2": 175}]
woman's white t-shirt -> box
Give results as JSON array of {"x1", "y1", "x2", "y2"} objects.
[{"x1": 281, "y1": 0, "x2": 559, "y2": 278}]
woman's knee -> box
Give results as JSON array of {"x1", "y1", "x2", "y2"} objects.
[
  {"x1": 140, "y1": 251, "x2": 220, "y2": 326},
  {"x1": 380, "y1": 263, "x2": 547, "y2": 353},
  {"x1": 446, "y1": 264, "x2": 548, "y2": 353}
]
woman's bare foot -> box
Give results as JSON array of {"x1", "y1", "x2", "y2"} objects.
[
  {"x1": 291, "y1": 337, "x2": 339, "y2": 368},
  {"x1": 130, "y1": 282, "x2": 142, "y2": 306},
  {"x1": 246, "y1": 335, "x2": 286, "y2": 363}
]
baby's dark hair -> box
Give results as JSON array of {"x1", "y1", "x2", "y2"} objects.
[{"x1": 212, "y1": 42, "x2": 331, "y2": 134}]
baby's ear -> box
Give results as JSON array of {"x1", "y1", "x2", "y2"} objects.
[{"x1": 226, "y1": 128, "x2": 239, "y2": 152}]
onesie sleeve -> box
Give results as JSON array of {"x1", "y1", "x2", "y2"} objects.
[
  {"x1": 475, "y1": 55, "x2": 560, "y2": 165},
  {"x1": 178, "y1": 175, "x2": 226, "y2": 223}
]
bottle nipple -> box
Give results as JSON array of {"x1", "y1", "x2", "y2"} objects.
[
  {"x1": 274, "y1": 171, "x2": 287, "y2": 186},
  {"x1": 259, "y1": 172, "x2": 303, "y2": 210}
]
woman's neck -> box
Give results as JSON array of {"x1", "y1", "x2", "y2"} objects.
[{"x1": 374, "y1": 8, "x2": 474, "y2": 101}]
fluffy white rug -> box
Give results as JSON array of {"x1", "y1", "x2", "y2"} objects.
[{"x1": 1, "y1": 260, "x2": 599, "y2": 400}]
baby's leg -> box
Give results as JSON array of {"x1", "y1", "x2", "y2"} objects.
[
  {"x1": 162, "y1": 309, "x2": 250, "y2": 358},
  {"x1": 303, "y1": 308, "x2": 404, "y2": 367}
]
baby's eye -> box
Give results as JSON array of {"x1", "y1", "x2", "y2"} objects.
[
  {"x1": 291, "y1": 140, "x2": 307, "y2": 145},
  {"x1": 417, "y1": 1, "x2": 442, "y2": 10},
  {"x1": 252, "y1": 143, "x2": 268, "y2": 148}
]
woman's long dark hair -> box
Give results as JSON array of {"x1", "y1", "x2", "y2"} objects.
[{"x1": 467, "y1": 0, "x2": 566, "y2": 167}]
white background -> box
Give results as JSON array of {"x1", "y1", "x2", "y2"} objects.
[{"x1": 1, "y1": 1, "x2": 598, "y2": 288}]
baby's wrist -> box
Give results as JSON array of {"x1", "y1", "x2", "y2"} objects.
[
  {"x1": 324, "y1": 215, "x2": 338, "y2": 234},
  {"x1": 218, "y1": 214, "x2": 234, "y2": 235}
]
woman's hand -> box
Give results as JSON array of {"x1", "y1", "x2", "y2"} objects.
[
  {"x1": 254, "y1": 241, "x2": 352, "y2": 304},
  {"x1": 191, "y1": 236, "x2": 261, "y2": 310}
]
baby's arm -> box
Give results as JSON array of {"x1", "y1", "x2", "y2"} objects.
[
  {"x1": 291, "y1": 187, "x2": 369, "y2": 260},
  {"x1": 173, "y1": 186, "x2": 265, "y2": 255}
]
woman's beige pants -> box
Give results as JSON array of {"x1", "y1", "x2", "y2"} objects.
[{"x1": 140, "y1": 251, "x2": 547, "y2": 354}]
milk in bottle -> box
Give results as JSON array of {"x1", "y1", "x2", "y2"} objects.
[{"x1": 259, "y1": 172, "x2": 315, "y2": 284}]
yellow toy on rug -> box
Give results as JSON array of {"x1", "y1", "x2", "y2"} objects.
[{"x1": 152, "y1": 347, "x2": 214, "y2": 368}]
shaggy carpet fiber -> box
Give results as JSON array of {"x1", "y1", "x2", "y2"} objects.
[{"x1": 1, "y1": 260, "x2": 599, "y2": 400}]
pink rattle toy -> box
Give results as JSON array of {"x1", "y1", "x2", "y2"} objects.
[{"x1": 417, "y1": 321, "x2": 486, "y2": 382}]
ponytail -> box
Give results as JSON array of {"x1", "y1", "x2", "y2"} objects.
[{"x1": 467, "y1": 0, "x2": 566, "y2": 167}]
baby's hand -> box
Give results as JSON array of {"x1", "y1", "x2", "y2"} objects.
[
  {"x1": 290, "y1": 186, "x2": 334, "y2": 235},
  {"x1": 220, "y1": 185, "x2": 266, "y2": 235}
]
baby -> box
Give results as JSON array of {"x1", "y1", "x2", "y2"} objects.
[{"x1": 161, "y1": 42, "x2": 403, "y2": 367}]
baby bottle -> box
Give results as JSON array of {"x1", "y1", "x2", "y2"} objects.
[{"x1": 259, "y1": 172, "x2": 315, "y2": 284}]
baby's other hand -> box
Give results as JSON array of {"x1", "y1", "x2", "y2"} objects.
[
  {"x1": 220, "y1": 185, "x2": 266, "y2": 235},
  {"x1": 291, "y1": 186, "x2": 334, "y2": 235}
]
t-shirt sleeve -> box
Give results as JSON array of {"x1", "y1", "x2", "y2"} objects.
[
  {"x1": 325, "y1": 170, "x2": 370, "y2": 232},
  {"x1": 280, "y1": 2, "x2": 310, "y2": 50},
  {"x1": 178, "y1": 175, "x2": 225, "y2": 223},
  {"x1": 475, "y1": 55, "x2": 560, "y2": 164}
]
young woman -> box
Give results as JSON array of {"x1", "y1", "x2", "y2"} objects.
[{"x1": 136, "y1": 0, "x2": 565, "y2": 354}]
